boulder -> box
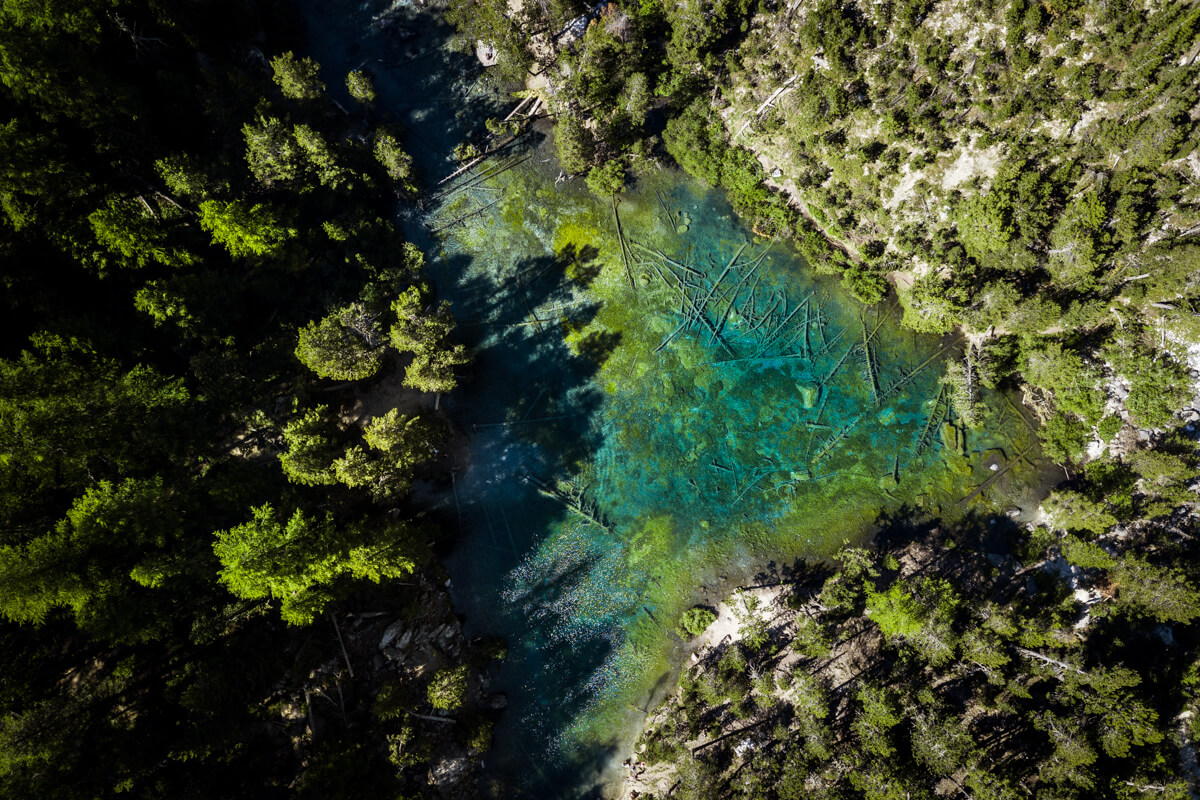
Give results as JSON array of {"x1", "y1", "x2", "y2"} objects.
[
  {"x1": 429, "y1": 756, "x2": 472, "y2": 795},
  {"x1": 379, "y1": 620, "x2": 405, "y2": 650}
]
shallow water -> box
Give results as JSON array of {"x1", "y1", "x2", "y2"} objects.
[{"x1": 300, "y1": 3, "x2": 1047, "y2": 796}]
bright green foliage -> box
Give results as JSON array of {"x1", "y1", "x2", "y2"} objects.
[
  {"x1": 1105, "y1": 338, "x2": 1192, "y2": 429},
  {"x1": 243, "y1": 116, "x2": 304, "y2": 187},
  {"x1": 0, "y1": 6, "x2": 468, "y2": 795},
  {"x1": 363, "y1": 409, "x2": 435, "y2": 457},
  {"x1": 213, "y1": 504, "x2": 417, "y2": 625},
  {"x1": 467, "y1": 719, "x2": 494, "y2": 753},
  {"x1": 852, "y1": 684, "x2": 901, "y2": 757},
  {"x1": 385, "y1": 721, "x2": 429, "y2": 767},
  {"x1": 867, "y1": 578, "x2": 959, "y2": 665},
  {"x1": 586, "y1": 160, "x2": 626, "y2": 197},
  {"x1": 197, "y1": 199, "x2": 295, "y2": 259},
  {"x1": 899, "y1": 275, "x2": 961, "y2": 333},
  {"x1": 135, "y1": 281, "x2": 195, "y2": 330},
  {"x1": 404, "y1": 342, "x2": 471, "y2": 394},
  {"x1": 677, "y1": 605, "x2": 717, "y2": 638},
  {"x1": 270, "y1": 51, "x2": 325, "y2": 101},
  {"x1": 1057, "y1": 666, "x2": 1162, "y2": 758},
  {"x1": 332, "y1": 445, "x2": 381, "y2": 489},
  {"x1": 1097, "y1": 414, "x2": 1122, "y2": 440},
  {"x1": 426, "y1": 664, "x2": 468, "y2": 710},
  {"x1": 155, "y1": 153, "x2": 221, "y2": 200},
  {"x1": 295, "y1": 303, "x2": 384, "y2": 381},
  {"x1": 1062, "y1": 538, "x2": 1116, "y2": 570},
  {"x1": 1128, "y1": 448, "x2": 1199, "y2": 513},
  {"x1": 346, "y1": 70, "x2": 376, "y2": 105},
  {"x1": 865, "y1": 583, "x2": 923, "y2": 638},
  {"x1": 88, "y1": 195, "x2": 194, "y2": 270},
  {"x1": 390, "y1": 285, "x2": 470, "y2": 393},
  {"x1": 819, "y1": 547, "x2": 878, "y2": 612},
  {"x1": 957, "y1": 189, "x2": 1015, "y2": 261},
  {"x1": 278, "y1": 406, "x2": 341, "y2": 486},
  {"x1": 357, "y1": 409, "x2": 443, "y2": 497},
  {"x1": 1039, "y1": 411, "x2": 1091, "y2": 463},
  {"x1": 374, "y1": 130, "x2": 417, "y2": 194},
  {"x1": 1022, "y1": 341, "x2": 1105, "y2": 424},
  {"x1": 293, "y1": 124, "x2": 351, "y2": 189}
]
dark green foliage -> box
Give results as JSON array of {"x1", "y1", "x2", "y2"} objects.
[
  {"x1": 639, "y1": 491, "x2": 1200, "y2": 799},
  {"x1": 677, "y1": 606, "x2": 717, "y2": 638},
  {"x1": 0, "y1": 2, "x2": 477, "y2": 796},
  {"x1": 1104, "y1": 334, "x2": 1192, "y2": 429},
  {"x1": 554, "y1": 116, "x2": 597, "y2": 175},
  {"x1": 586, "y1": 159, "x2": 627, "y2": 197},
  {"x1": 840, "y1": 262, "x2": 888, "y2": 305},
  {"x1": 664, "y1": 101, "x2": 727, "y2": 187},
  {"x1": 445, "y1": 0, "x2": 533, "y2": 84}
]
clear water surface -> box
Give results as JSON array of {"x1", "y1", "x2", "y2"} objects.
[{"x1": 300, "y1": 2, "x2": 1048, "y2": 796}]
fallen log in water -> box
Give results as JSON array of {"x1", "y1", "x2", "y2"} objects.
[
  {"x1": 913, "y1": 384, "x2": 950, "y2": 459},
  {"x1": 752, "y1": 291, "x2": 814, "y2": 357},
  {"x1": 859, "y1": 314, "x2": 881, "y2": 405},
  {"x1": 612, "y1": 197, "x2": 636, "y2": 292},
  {"x1": 957, "y1": 444, "x2": 1036, "y2": 507},
  {"x1": 875, "y1": 344, "x2": 952, "y2": 405},
  {"x1": 428, "y1": 195, "x2": 505, "y2": 234},
  {"x1": 711, "y1": 243, "x2": 772, "y2": 343}
]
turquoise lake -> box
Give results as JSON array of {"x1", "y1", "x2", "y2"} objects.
[{"x1": 301, "y1": 2, "x2": 1048, "y2": 796}]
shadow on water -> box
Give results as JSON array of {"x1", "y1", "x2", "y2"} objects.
[
  {"x1": 298, "y1": 1, "x2": 624, "y2": 791},
  {"x1": 300, "y1": 3, "x2": 1055, "y2": 797},
  {"x1": 446, "y1": 244, "x2": 607, "y2": 477},
  {"x1": 432, "y1": 244, "x2": 625, "y2": 795}
]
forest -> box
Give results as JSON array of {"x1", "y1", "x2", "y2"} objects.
[
  {"x1": 2, "y1": 0, "x2": 1199, "y2": 798},
  {"x1": 0, "y1": 1, "x2": 493, "y2": 797}
]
